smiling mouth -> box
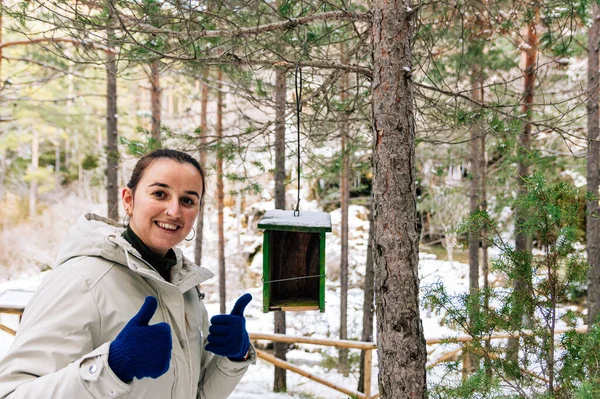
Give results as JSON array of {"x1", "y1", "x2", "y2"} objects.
[{"x1": 155, "y1": 221, "x2": 181, "y2": 232}]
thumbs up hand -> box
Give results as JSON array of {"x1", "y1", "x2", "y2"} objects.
[
  {"x1": 205, "y1": 293, "x2": 252, "y2": 361},
  {"x1": 108, "y1": 296, "x2": 172, "y2": 383}
]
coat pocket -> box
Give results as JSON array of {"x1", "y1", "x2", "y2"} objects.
[{"x1": 128, "y1": 362, "x2": 176, "y2": 398}]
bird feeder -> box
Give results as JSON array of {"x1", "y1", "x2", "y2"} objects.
[{"x1": 258, "y1": 210, "x2": 332, "y2": 312}]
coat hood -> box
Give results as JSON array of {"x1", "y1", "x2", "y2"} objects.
[
  {"x1": 55, "y1": 213, "x2": 130, "y2": 268},
  {"x1": 54, "y1": 213, "x2": 214, "y2": 289}
]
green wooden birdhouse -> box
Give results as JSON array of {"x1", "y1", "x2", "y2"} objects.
[{"x1": 258, "y1": 210, "x2": 332, "y2": 312}]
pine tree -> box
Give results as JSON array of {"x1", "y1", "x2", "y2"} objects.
[{"x1": 371, "y1": 0, "x2": 427, "y2": 396}]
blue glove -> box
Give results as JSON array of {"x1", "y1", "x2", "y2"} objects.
[
  {"x1": 205, "y1": 293, "x2": 252, "y2": 361},
  {"x1": 108, "y1": 296, "x2": 172, "y2": 383}
]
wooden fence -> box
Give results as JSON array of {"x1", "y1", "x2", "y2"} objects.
[
  {"x1": 0, "y1": 307, "x2": 21, "y2": 336},
  {"x1": 250, "y1": 333, "x2": 378, "y2": 399},
  {"x1": 1, "y1": 307, "x2": 590, "y2": 399}
]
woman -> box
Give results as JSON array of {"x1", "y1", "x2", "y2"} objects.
[{"x1": 0, "y1": 149, "x2": 254, "y2": 398}]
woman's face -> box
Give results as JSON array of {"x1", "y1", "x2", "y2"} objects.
[{"x1": 122, "y1": 158, "x2": 203, "y2": 256}]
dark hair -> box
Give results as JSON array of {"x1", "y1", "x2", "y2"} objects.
[{"x1": 127, "y1": 149, "x2": 206, "y2": 203}]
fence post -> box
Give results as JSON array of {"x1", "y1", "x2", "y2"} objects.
[{"x1": 364, "y1": 349, "x2": 372, "y2": 399}]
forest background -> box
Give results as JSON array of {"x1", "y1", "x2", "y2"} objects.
[{"x1": 1, "y1": 0, "x2": 600, "y2": 397}]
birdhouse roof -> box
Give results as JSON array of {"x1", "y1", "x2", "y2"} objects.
[{"x1": 258, "y1": 210, "x2": 332, "y2": 233}]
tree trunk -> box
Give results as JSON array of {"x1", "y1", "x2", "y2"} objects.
[
  {"x1": 67, "y1": 63, "x2": 77, "y2": 196},
  {"x1": 29, "y1": 131, "x2": 39, "y2": 218},
  {"x1": 65, "y1": 137, "x2": 70, "y2": 171},
  {"x1": 106, "y1": 20, "x2": 119, "y2": 221},
  {"x1": 0, "y1": 149, "x2": 6, "y2": 201},
  {"x1": 588, "y1": 1, "x2": 600, "y2": 328},
  {"x1": 0, "y1": 1, "x2": 2, "y2": 82},
  {"x1": 273, "y1": 67, "x2": 288, "y2": 392},
  {"x1": 371, "y1": 1, "x2": 427, "y2": 397},
  {"x1": 235, "y1": 190, "x2": 242, "y2": 249},
  {"x1": 0, "y1": 2, "x2": 3, "y2": 96},
  {"x1": 508, "y1": 6, "x2": 539, "y2": 363},
  {"x1": 150, "y1": 60, "x2": 162, "y2": 148},
  {"x1": 76, "y1": 136, "x2": 83, "y2": 198},
  {"x1": 465, "y1": 58, "x2": 483, "y2": 373},
  {"x1": 195, "y1": 72, "x2": 209, "y2": 266},
  {"x1": 481, "y1": 130, "x2": 491, "y2": 377},
  {"x1": 358, "y1": 195, "x2": 375, "y2": 392},
  {"x1": 274, "y1": 71, "x2": 287, "y2": 209},
  {"x1": 339, "y1": 44, "x2": 350, "y2": 376},
  {"x1": 0, "y1": 0, "x2": 4, "y2": 200},
  {"x1": 54, "y1": 144, "x2": 61, "y2": 189},
  {"x1": 217, "y1": 68, "x2": 226, "y2": 314}
]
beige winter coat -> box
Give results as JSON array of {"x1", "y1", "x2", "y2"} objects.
[{"x1": 0, "y1": 213, "x2": 255, "y2": 398}]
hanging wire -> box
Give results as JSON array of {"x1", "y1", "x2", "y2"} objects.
[
  {"x1": 260, "y1": 63, "x2": 325, "y2": 288},
  {"x1": 294, "y1": 63, "x2": 302, "y2": 217},
  {"x1": 262, "y1": 274, "x2": 325, "y2": 284}
]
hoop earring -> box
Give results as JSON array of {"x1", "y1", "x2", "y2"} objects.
[
  {"x1": 185, "y1": 227, "x2": 196, "y2": 242},
  {"x1": 122, "y1": 214, "x2": 130, "y2": 228}
]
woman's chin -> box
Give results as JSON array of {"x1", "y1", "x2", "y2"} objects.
[{"x1": 148, "y1": 237, "x2": 180, "y2": 254}]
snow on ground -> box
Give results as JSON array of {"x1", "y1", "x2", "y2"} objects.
[
  {"x1": 3, "y1": 192, "x2": 557, "y2": 397},
  {"x1": 4, "y1": 192, "x2": 578, "y2": 396},
  {"x1": 0, "y1": 250, "x2": 477, "y2": 398}
]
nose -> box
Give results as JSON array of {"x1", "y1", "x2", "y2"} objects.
[{"x1": 165, "y1": 199, "x2": 181, "y2": 218}]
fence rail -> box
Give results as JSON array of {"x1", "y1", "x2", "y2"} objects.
[
  {"x1": 1, "y1": 307, "x2": 590, "y2": 399},
  {"x1": 250, "y1": 332, "x2": 378, "y2": 399},
  {"x1": 0, "y1": 307, "x2": 22, "y2": 336}
]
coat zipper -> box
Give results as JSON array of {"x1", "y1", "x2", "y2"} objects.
[{"x1": 121, "y1": 243, "x2": 193, "y2": 397}]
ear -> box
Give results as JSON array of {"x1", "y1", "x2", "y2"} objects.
[{"x1": 122, "y1": 188, "x2": 134, "y2": 215}]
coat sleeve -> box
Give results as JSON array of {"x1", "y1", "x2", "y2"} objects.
[
  {"x1": 196, "y1": 301, "x2": 255, "y2": 399},
  {"x1": 0, "y1": 266, "x2": 131, "y2": 399}
]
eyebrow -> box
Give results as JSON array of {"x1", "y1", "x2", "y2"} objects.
[{"x1": 148, "y1": 182, "x2": 200, "y2": 198}]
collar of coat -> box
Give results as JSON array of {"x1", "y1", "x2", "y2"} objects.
[{"x1": 54, "y1": 213, "x2": 214, "y2": 293}]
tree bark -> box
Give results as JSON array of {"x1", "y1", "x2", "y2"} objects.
[
  {"x1": 0, "y1": 149, "x2": 6, "y2": 202},
  {"x1": 217, "y1": 68, "x2": 226, "y2": 314},
  {"x1": 273, "y1": 67, "x2": 288, "y2": 392},
  {"x1": 67, "y1": 62, "x2": 77, "y2": 196},
  {"x1": 358, "y1": 195, "x2": 375, "y2": 392},
  {"x1": 274, "y1": 70, "x2": 287, "y2": 209},
  {"x1": 508, "y1": 6, "x2": 539, "y2": 363},
  {"x1": 0, "y1": 1, "x2": 2, "y2": 82},
  {"x1": 465, "y1": 58, "x2": 483, "y2": 373},
  {"x1": 54, "y1": 144, "x2": 61, "y2": 189},
  {"x1": 195, "y1": 72, "x2": 209, "y2": 266},
  {"x1": 371, "y1": 1, "x2": 427, "y2": 397},
  {"x1": 65, "y1": 137, "x2": 70, "y2": 171},
  {"x1": 106, "y1": 18, "x2": 119, "y2": 221},
  {"x1": 29, "y1": 131, "x2": 39, "y2": 218},
  {"x1": 339, "y1": 44, "x2": 350, "y2": 376},
  {"x1": 0, "y1": 6, "x2": 3, "y2": 202},
  {"x1": 150, "y1": 60, "x2": 162, "y2": 148},
  {"x1": 481, "y1": 131, "x2": 491, "y2": 377},
  {"x1": 76, "y1": 136, "x2": 83, "y2": 198},
  {"x1": 588, "y1": 2, "x2": 600, "y2": 327}
]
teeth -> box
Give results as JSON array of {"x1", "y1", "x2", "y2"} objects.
[{"x1": 157, "y1": 222, "x2": 178, "y2": 231}]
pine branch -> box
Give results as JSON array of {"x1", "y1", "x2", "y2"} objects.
[
  {"x1": 1, "y1": 93, "x2": 106, "y2": 102},
  {"x1": 196, "y1": 55, "x2": 372, "y2": 77},
  {"x1": 112, "y1": 10, "x2": 371, "y2": 38},
  {"x1": 3, "y1": 57, "x2": 105, "y2": 78},
  {"x1": 0, "y1": 37, "x2": 115, "y2": 54}
]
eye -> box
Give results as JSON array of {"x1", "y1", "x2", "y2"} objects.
[
  {"x1": 152, "y1": 191, "x2": 166, "y2": 199},
  {"x1": 181, "y1": 197, "x2": 196, "y2": 207}
]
